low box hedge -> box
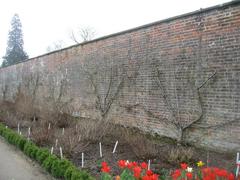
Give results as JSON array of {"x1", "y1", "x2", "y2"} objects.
[{"x1": 0, "y1": 122, "x2": 94, "y2": 180}]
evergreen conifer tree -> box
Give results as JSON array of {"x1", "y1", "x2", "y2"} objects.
[{"x1": 2, "y1": 14, "x2": 28, "y2": 67}]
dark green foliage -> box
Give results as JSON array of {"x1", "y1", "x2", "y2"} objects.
[
  {"x1": 64, "y1": 166, "x2": 76, "y2": 180},
  {"x1": 51, "y1": 158, "x2": 72, "y2": 178},
  {"x1": 64, "y1": 166, "x2": 95, "y2": 180},
  {"x1": 120, "y1": 169, "x2": 135, "y2": 180},
  {"x1": 23, "y1": 142, "x2": 39, "y2": 159},
  {"x1": 42, "y1": 155, "x2": 58, "y2": 172},
  {"x1": 77, "y1": 170, "x2": 95, "y2": 180},
  {"x1": 158, "y1": 168, "x2": 169, "y2": 180},
  {"x1": 51, "y1": 159, "x2": 61, "y2": 177},
  {"x1": 71, "y1": 171, "x2": 82, "y2": 180},
  {"x1": 2, "y1": 14, "x2": 28, "y2": 67},
  {"x1": 101, "y1": 173, "x2": 112, "y2": 180},
  {"x1": 36, "y1": 148, "x2": 50, "y2": 164},
  {"x1": 16, "y1": 138, "x2": 27, "y2": 150},
  {"x1": 0, "y1": 122, "x2": 94, "y2": 180},
  {"x1": 29, "y1": 145, "x2": 38, "y2": 159}
]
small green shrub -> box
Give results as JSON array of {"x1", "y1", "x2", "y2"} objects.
[
  {"x1": 16, "y1": 138, "x2": 27, "y2": 151},
  {"x1": 64, "y1": 166, "x2": 76, "y2": 180},
  {"x1": 24, "y1": 142, "x2": 32, "y2": 156},
  {"x1": 0, "y1": 126, "x2": 4, "y2": 135},
  {"x1": 51, "y1": 159, "x2": 72, "y2": 178},
  {"x1": 29, "y1": 145, "x2": 38, "y2": 159},
  {"x1": 42, "y1": 155, "x2": 58, "y2": 173},
  {"x1": 23, "y1": 142, "x2": 38, "y2": 159},
  {"x1": 71, "y1": 170, "x2": 90, "y2": 180},
  {"x1": 78, "y1": 170, "x2": 94, "y2": 180},
  {"x1": 36, "y1": 148, "x2": 51, "y2": 164},
  {"x1": 5, "y1": 131, "x2": 16, "y2": 144},
  {"x1": 71, "y1": 171, "x2": 82, "y2": 180},
  {"x1": 51, "y1": 159, "x2": 61, "y2": 177},
  {"x1": 64, "y1": 166, "x2": 95, "y2": 180}
]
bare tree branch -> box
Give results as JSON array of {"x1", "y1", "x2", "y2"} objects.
[
  {"x1": 69, "y1": 27, "x2": 96, "y2": 43},
  {"x1": 81, "y1": 58, "x2": 126, "y2": 120},
  {"x1": 2, "y1": 85, "x2": 8, "y2": 100},
  {"x1": 70, "y1": 30, "x2": 79, "y2": 44},
  {"x1": 197, "y1": 71, "x2": 217, "y2": 90}
]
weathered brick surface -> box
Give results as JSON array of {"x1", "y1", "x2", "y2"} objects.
[{"x1": 0, "y1": 1, "x2": 239, "y2": 152}]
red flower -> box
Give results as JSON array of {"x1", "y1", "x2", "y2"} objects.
[
  {"x1": 180, "y1": 163, "x2": 188, "y2": 169},
  {"x1": 228, "y1": 173, "x2": 235, "y2": 180},
  {"x1": 146, "y1": 169, "x2": 153, "y2": 176},
  {"x1": 172, "y1": 169, "x2": 181, "y2": 180},
  {"x1": 133, "y1": 166, "x2": 142, "y2": 178},
  {"x1": 132, "y1": 161, "x2": 138, "y2": 167},
  {"x1": 141, "y1": 162, "x2": 148, "y2": 169},
  {"x1": 101, "y1": 165, "x2": 111, "y2": 173},
  {"x1": 203, "y1": 176, "x2": 212, "y2": 180},
  {"x1": 101, "y1": 161, "x2": 108, "y2": 167},
  {"x1": 127, "y1": 162, "x2": 134, "y2": 169},
  {"x1": 118, "y1": 160, "x2": 126, "y2": 168},
  {"x1": 142, "y1": 175, "x2": 151, "y2": 180},
  {"x1": 142, "y1": 173, "x2": 159, "y2": 180},
  {"x1": 151, "y1": 174, "x2": 159, "y2": 180},
  {"x1": 186, "y1": 172, "x2": 193, "y2": 179},
  {"x1": 202, "y1": 167, "x2": 211, "y2": 175},
  {"x1": 101, "y1": 161, "x2": 111, "y2": 173},
  {"x1": 215, "y1": 168, "x2": 228, "y2": 177}
]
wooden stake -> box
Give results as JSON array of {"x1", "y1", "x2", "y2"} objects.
[
  {"x1": 81, "y1": 152, "x2": 84, "y2": 168},
  {"x1": 62, "y1": 128, "x2": 65, "y2": 135},
  {"x1": 112, "y1": 141, "x2": 118, "y2": 153},
  {"x1": 99, "y1": 142, "x2": 102, "y2": 158},
  {"x1": 48, "y1": 123, "x2": 51, "y2": 130},
  {"x1": 60, "y1": 147, "x2": 63, "y2": 159},
  {"x1": 51, "y1": 147, "x2": 54, "y2": 154},
  {"x1": 28, "y1": 127, "x2": 31, "y2": 136},
  {"x1": 236, "y1": 152, "x2": 240, "y2": 178},
  {"x1": 148, "y1": 160, "x2": 151, "y2": 170},
  {"x1": 55, "y1": 139, "x2": 58, "y2": 147},
  {"x1": 27, "y1": 127, "x2": 31, "y2": 141},
  {"x1": 17, "y1": 123, "x2": 20, "y2": 134}
]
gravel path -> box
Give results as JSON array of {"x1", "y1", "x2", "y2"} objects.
[{"x1": 0, "y1": 137, "x2": 54, "y2": 180}]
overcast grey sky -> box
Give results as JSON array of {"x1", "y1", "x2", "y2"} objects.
[{"x1": 0, "y1": 0, "x2": 230, "y2": 63}]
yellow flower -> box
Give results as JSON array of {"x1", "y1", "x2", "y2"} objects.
[{"x1": 197, "y1": 161, "x2": 205, "y2": 167}]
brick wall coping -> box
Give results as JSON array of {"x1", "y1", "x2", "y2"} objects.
[{"x1": 1, "y1": 0, "x2": 240, "y2": 69}]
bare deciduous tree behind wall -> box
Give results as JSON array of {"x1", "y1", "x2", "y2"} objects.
[
  {"x1": 46, "y1": 40, "x2": 67, "y2": 52},
  {"x1": 70, "y1": 27, "x2": 96, "y2": 43}
]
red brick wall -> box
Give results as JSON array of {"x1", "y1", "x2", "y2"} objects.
[{"x1": 0, "y1": 1, "x2": 239, "y2": 152}]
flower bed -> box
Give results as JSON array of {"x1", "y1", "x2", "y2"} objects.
[
  {"x1": 0, "y1": 122, "x2": 238, "y2": 180},
  {"x1": 100, "y1": 160, "x2": 236, "y2": 180},
  {"x1": 0, "y1": 123, "x2": 94, "y2": 180}
]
